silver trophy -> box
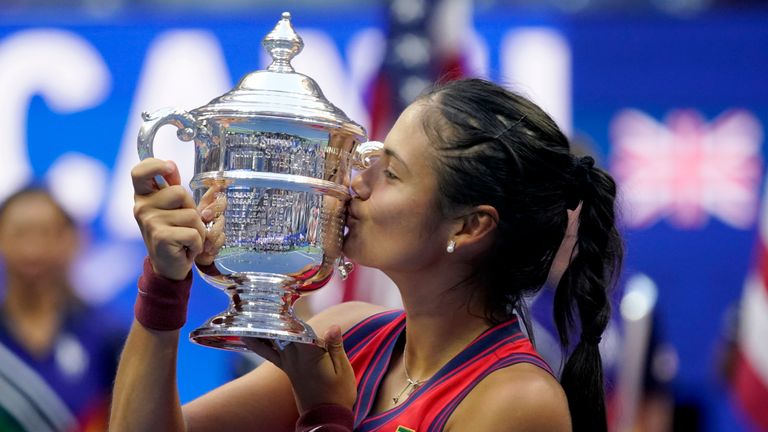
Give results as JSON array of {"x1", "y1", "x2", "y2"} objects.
[{"x1": 137, "y1": 12, "x2": 381, "y2": 350}]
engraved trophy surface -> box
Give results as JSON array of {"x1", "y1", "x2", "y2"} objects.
[{"x1": 137, "y1": 12, "x2": 381, "y2": 350}]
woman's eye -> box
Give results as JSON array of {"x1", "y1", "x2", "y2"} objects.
[{"x1": 383, "y1": 169, "x2": 399, "y2": 180}]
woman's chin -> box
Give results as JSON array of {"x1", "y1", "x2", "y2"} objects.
[
  {"x1": 341, "y1": 236, "x2": 357, "y2": 261},
  {"x1": 341, "y1": 235, "x2": 368, "y2": 266}
]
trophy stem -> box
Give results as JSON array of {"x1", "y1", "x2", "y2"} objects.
[{"x1": 190, "y1": 279, "x2": 319, "y2": 351}]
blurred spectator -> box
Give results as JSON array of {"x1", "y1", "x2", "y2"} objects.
[{"x1": 0, "y1": 185, "x2": 125, "y2": 431}]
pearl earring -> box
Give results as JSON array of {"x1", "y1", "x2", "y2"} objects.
[{"x1": 446, "y1": 240, "x2": 456, "y2": 254}]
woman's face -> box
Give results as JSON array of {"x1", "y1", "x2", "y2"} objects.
[
  {"x1": 344, "y1": 102, "x2": 454, "y2": 273},
  {"x1": 0, "y1": 194, "x2": 76, "y2": 281}
]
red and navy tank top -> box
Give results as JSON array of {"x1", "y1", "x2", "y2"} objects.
[{"x1": 342, "y1": 310, "x2": 552, "y2": 432}]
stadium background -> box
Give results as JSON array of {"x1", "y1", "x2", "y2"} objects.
[{"x1": 0, "y1": 1, "x2": 766, "y2": 430}]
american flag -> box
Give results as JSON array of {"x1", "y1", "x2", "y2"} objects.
[
  {"x1": 733, "y1": 179, "x2": 768, "y2": 430},
  {"x1": 610, "y1": 109, "x2": 763, "y2": 230},
  {"x1": 341, "y1": 0, "x2": 471, "y2": 305}
]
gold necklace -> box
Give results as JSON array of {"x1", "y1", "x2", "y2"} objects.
[{"x1": 392, "y1": 350, "x2": 431, "y2": 404}]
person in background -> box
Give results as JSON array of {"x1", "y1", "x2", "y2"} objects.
[{"x1": 0, "y1": 185, "x2": 125, "y2": 432}]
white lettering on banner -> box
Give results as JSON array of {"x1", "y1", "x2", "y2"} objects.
[
  {"x1": 46, "y1": 154, "x2": 142, "y2": 306},
  {"x1": 45, "y1": 152, "x2": 109, "y2": 225},
  {"x1": 0, "y1": 29, "x2": 111, "y2": 201},
  {"x1": 501, "y1": 28, "x2": 572, "y2": 136},
  {"x1": 346, "y1": 28, "x2": 387, "y2": 101},
  {"x1": 104, "y1": 30, "x2": 232, "y2": 239}
]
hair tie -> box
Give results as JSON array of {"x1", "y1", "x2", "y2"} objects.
[
  {"x1": 581, "y1": 332, "x2": 602, "y2": 346},
  {"x1": 573, "y1": 155, "x2": 595, "y2": 184},
  {"x1": 578, "y1": 155, "x2": 595, "y2": 170}
]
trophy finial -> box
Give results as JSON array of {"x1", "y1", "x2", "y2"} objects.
[{"x1": 263, "y1": 11, "x2": 304, "y2": 73}]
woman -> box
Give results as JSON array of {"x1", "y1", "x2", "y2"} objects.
[
  {"x1": 0, "y1": 186, "x2": 124, "y2": 431},
  {"x1": 111, "y1": 78, "x2": 622, "y2": 432}
]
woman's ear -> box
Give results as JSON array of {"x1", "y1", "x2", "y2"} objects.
[{"x1": 451, "y1": 205, "x2": 499, "y2": 252}]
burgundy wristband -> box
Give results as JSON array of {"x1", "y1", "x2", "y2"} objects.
[
  {"x1": 295, "y1": 404, "x2": 354, "y2": 432},
  {"x1": 134, "y1": 256, "x2": 193, "y2": 331}
]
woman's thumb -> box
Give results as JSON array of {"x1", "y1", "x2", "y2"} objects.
[
  {"x1": 325, "y1": 325, "x2": 343, "y2": 350},
  {"x1": 324, "y1": 325, "x2": 348, "y2": 371}
]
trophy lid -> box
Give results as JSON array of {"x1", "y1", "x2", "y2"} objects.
[{"x1": 191, "y1": 12, "x2": 366, "y2": 138}]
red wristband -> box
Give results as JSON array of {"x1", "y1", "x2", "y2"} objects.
[
  {"x1": 134, "y1": 256, "x2": 193, "y2": 331},
  {"x1": 295, "y1": 404, "x2": 354, "y2": 432}
]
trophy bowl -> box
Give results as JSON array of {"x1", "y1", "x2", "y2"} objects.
[{"x1": 137, "y1": 12, "x2": 381, "y2": 351}]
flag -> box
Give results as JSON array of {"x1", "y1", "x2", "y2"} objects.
[
  {"x1": 610, "y1": 109, "x2": 763, "y2": 230},
  {"x1": 732, "y1": 179, "x2": 768, "y2": 430},
  {"x1": 341, "y1": 0, "x2": 474, "y2": 306}
]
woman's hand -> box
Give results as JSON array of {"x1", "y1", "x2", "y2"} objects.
[
  {"x1": 243, "y1": 325, "x2": 357, "y2": 414},
  {"x1": 195, "y1": 184, "x2": 226, "y2": 267},
  {"x1": 132, "y1": 158, "x2": 212, "y2": 280}
]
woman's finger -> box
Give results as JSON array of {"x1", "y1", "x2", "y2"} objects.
[
  {"x1": 242, "y1": 337, "x2": 283, "y2": 367},
  {"x1": 142, "y1": 185, "x2": 198, "y2": 211},
  {"x1": 322, "y1": 325, "x2": 350, "y2": 374},
  {"x1": 151, "y1": 225, "x2": 205, "y2": 260},
  {"x1": 138, "y1": 206, "x2": 206, "y2": 247},
  {"x1": 131, "y1": 158, "x2": 178, "y2": 195},
  {"x1": 196, "y1": 211, "x2": 226, "y2": 265},
  {"x1": 198, "y1": 184, "x2": 225, "y2": 218}
]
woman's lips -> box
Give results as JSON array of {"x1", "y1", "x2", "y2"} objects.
[
  {"x1": 346, "y1": 203, "x2": 360, "y2": 221},
  {"x1": 345, "y1": 205, "x2": 360, "y2": 229}
]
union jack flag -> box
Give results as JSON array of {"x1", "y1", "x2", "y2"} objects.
[{"x1": 610, "y1": 109, "x2": 763, "y2": 230}]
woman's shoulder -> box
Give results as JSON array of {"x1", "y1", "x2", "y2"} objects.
[
  {"x1": 308, "y1": 301, "x2": 396, "y2": 334},
  {"x1": 448, "y1": 363, "x2": 571, "y2": 432}
]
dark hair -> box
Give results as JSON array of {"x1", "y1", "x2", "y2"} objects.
[
  {"x1": 0, "y1": 184, "x2": 75, "y2": 228},
  {"x1": 419, "y1": 78, "x2": 623, "y2": 432}
]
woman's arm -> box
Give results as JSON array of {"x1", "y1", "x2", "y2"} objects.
[
  {"x1": 110, "y1": 159, "x2": 206, "y2": 431},
  {"x1": 182, "y1": 301, "x2": 388, "y2": 432},
  {"x1": 111, "y1": 322, "x2": 186, "y2": 431}
]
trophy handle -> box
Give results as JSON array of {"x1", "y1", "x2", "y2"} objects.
[
  {"x1": 137, "y1": 108, "x2": 198, "y2": 188},
  {"x1": 353, "y1": 140, "x2": 384, "y2": 169},
  {"x1": 336, "y1": 140, "x2": 384, "y2": 281},
  {"x1": 337, "y1": 261, "x2": 355, "y2": 281}
]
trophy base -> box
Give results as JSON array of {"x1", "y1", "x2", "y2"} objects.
[
  {"x1": 188, "y1": 279, "x2": 321, "y2": 352},
  {"x1": 190, "y1": 313, "x2": 319, "y2": 351}
]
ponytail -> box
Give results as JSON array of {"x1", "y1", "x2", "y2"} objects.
[{"x1": 554, "y1": 156, "x2": 623, "y2": 432}]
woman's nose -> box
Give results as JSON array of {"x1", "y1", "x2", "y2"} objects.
[{"x1": 350, "y1": 168, "x2": 370, "y2": 200}]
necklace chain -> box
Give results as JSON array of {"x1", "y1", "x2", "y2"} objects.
[{"x1": 392, "y1": 349, "x2": 431, "y2": 404}]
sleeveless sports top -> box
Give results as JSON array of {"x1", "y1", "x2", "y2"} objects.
[{"x1": 342, "y1": 310, "x2": 552, "y2": 432}]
